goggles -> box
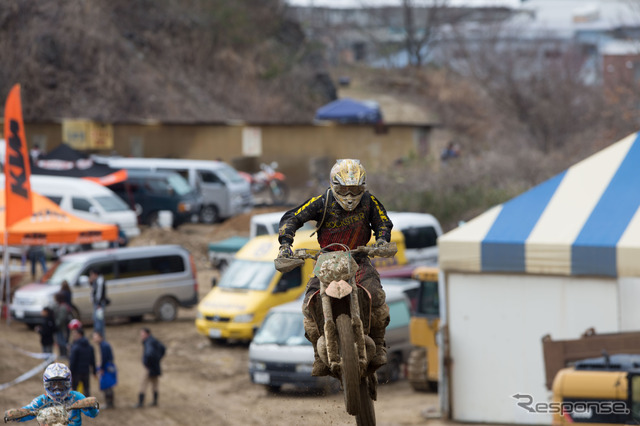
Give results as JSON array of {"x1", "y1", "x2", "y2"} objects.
[
  {"x1": 46, "y1": 380, "x2": 68, "y2": 394},
  {"x1": 333, "y1": 184, "x2": 365, "y2": 196}
]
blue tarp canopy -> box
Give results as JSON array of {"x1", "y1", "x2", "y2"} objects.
[
  {"x1": 315, "y1": 98, "x2": 382, "y2": 123},
  {"x1": 439, "y1": 131, "x2": 640, "y2": 278}
]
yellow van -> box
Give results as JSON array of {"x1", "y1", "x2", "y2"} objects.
[{"x1": 195, "y1": 230, "x2": 408, "y2": 342}]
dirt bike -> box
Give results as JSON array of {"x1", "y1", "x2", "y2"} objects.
[
  {"x1": 239, "y1": 161, "x2": 288, "y2": 205},
  {"x1": 4, "y1": 397, "x2": 99, "y2": 426},
  {"x1": 275, "y1": 242, "x2": 397, "y2": 426}
]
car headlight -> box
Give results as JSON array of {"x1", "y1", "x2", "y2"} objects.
[
  {"x1": 249, "y1": 361, "x2": 266, "y2": 371},
  {"x1": 178, "y1": 202, "x2": 192, "y2": 212},
  {"x1": 295, "y1": 363, "x2": 313, "y2": 373},
  {"x1": 234, "y1": 313, "x2": 254, "y2": 323}
]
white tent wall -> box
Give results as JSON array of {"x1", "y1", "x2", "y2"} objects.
[
  {"x1": 447, "y1": 272, "x2": 619, "y2": 424},
  {"x1": 619, "y1": 277, "x2": 640, "y2": 330}
]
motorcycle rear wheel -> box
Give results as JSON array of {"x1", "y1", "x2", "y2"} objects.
[
  {"x1": 356, "y1": 377, "x2": 376, "y2": 426},
  {"x1": 337, "y1": 314, "x2": 361, "y2": 416}
]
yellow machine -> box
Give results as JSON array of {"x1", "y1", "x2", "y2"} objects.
[
  {"x1": 550, "y1": 354, "x2": 640, "y2": 425},
  {"x1": 406, "y1": 266, "x2": 440, "y2": 392}
]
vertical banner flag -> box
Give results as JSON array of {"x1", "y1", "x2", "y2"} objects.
[{"x1": 4, "y1": 84, "x2": 32, "y2": 227}]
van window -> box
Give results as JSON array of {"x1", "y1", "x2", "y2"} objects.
[
  {"x1": 275, "y1": 268, "x2": 302, "y2": 292},
  {"x1": 81, "y1": 262, "x2": 116, "y2": 281},
  {"x1": 46, "y1": 259, "x2": 85, "y2": 285},
  {"x1": 402, "y1": 226, "x2": 438, "y2": 249},
  {"x1": 215, "y1": 164, "x2": 247, "y2": 184},
  {"x1": 387, "y1": 300, "x2": 411, "y2": 330},
  {"x1": 72, "y1": 197, "x2": 93, "y2": 212},
  {"x1": 197, "y1": 169, "x2": 224, "y2": 184},
  {"x1": 253, "y1": 311, "x2": 310, "y2": 346},
  {"x1": 166, "y1": 174, "x2": 194, "y2": 196},
  {"x1": 218, "y1": 260, "x2": 273, "y2": 290},
  {"x1": 117, "y1": 255, "x2": 185, "y2": 278},
  {"x1": 158, "y1": 168, "x2": 189, "y2": 181},
  {"x1": 255, "y1": 224, "x2": 270, "y2": 237},
  {"x1": 94, "y1": 195, "x2": 130, "y2": 212},
  {"x1": 45, "y1": 195, "x2": 63, "y2": 205}
]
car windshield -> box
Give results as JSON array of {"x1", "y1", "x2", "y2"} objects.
[
  {"x1": 216, "y1": 164, "x2": 247, "y2": 184},
  {"x1": 218, "y1": 260, "x2": 274, "y2": 291},
  {"x1": 43, "y1": 259, "x2": 84, "y2": 285},
  {"x1": 253, "y1": 311, "x2": 310, "y2": 346},
  {"x1": 167, "y1": 174, "x2": 194, "y2": 196},
  {"x1": 94, "y1": 195, "x2": 131, "y2": 212}
]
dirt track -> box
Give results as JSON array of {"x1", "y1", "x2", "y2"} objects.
[{"x1": 0, "y1": 210, "x2": 441, "y2": 426}]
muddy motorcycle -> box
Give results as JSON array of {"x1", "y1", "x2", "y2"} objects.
[
  {"x1": 276, "y1": 242, "x2": 397, "y2": 426},
  {"x1": 4, "y1": 397, "x2": 99, "y2": 426},
  {"x1": 239, "y1": 161, "x2": 288, "y2": 205}
]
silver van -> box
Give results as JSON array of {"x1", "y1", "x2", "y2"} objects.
[
  {"x1": 10, "y1": 245, "x2": 198, "y2": 326},
  {"x1": 96, "y1": 157, "x2": 254, "y2": 224}
]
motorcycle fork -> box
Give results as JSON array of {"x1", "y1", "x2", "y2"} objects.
[{"x1": 321, "y1": 278, "x2": 369, "y2": 376}]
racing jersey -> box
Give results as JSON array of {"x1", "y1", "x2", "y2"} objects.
[
  {"x1": 278, "y1": 190, "x2": 393, "y2": 251},
  {"x1": 18, "y1": 391, "x2": 98, "y2": 425}
]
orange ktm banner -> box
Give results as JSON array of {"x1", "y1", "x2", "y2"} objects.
[
  {"x1": 4, "y1": 84, "x2": 32, "y2": 228},
  {"x1": 0, "y1": 190, "x2": 117, "y2": 245}
]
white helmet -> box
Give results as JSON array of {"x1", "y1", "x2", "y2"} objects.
[
  {"x1": 43, "y1": 363, "x2": 72, "y2": 402},
  {"x1": 330, "y1": 159, "x2": 366, "y2": 211}
]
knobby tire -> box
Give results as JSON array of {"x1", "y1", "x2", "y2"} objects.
[
  {"x1": 337, "y1": 314, "x2": 360, "y2": 416},
  {"x1": 356, "y1": 377, "x2": 376, "y2": 426}
]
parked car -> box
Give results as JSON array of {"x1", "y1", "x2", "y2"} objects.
[
  {"x1": 248, "y1": 299, "x2": 340, "y2": 394},
  {"x1": 106, "y1": 169, "x2": 202, "y2": 228},
  {"x1": 10, "y1": 245, "x2": 199, "y2": 327},
  {"x1": 248, "y1": 285, "x2": 413, "y2": 393},
  {"x1": 96, "y1": 156, "x2": 253, "y2": 223}
]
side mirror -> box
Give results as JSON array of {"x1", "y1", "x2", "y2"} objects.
[
  {"x1": 77, "y1": 275, "x2": 90, "y2": 287},
  {"x1": 88, "y1": 206, "x2": 99, "y2": 215}
]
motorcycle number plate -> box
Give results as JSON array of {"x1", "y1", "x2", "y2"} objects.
[
  {"x1": 208, "y1": 328, "x2": 222, "y2": 338},
  {"x1": 253, "y1": 372, "x2": 270, "y2": 384}
]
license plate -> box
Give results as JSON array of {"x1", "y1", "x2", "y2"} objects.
[
  {"x1": 254, "y1": 372, "x2": 270, "y2": 384},
  {"x1": 208, "y1": 328, "x2": 222, "y2": 338},
  {"x1": 14, "y1": 310, "x2": 24, "y2": 319}
]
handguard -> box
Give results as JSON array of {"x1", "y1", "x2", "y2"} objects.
[{"x1": 274, "y1": 257, "x2": 304, "y2": 273}]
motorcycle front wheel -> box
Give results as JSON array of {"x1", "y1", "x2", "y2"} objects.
[
  {"x1": 356, "y1": 377, "x2": 376, "y2": 426},
  {"x1": 337, "y1": 314, "x2": 360, "y2": 416}
]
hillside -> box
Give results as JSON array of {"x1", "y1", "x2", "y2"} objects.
[{"x1": 0, "y1": 0, "x2": 335, "y2": 123}]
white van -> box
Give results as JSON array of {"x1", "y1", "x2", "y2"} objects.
[
  {"x1": 0, "y1": 175, "x2": 140, "y2": 240},
  {"x1": 96, "y1": 157, "x2": 254, "y2": 224},
  {"x1": 29, "y1": 175, "x2": 140, "y2": 239},
  {"x1": 387, "y1": 212, "x2": 442, "y2": 265}
]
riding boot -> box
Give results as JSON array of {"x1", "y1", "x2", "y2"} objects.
[
  {"x1": 304, "y1": 315, "x2": 330, "y2": 377},
  {"x1": 368, "y1": 302, "x2": 390, "y2": 374},
  {"x1": 151, "y1": 391, "x2": 158, "y2": 407},
  {"x1": 135, "y1": 393, "x2": 144, "y2": 408}
]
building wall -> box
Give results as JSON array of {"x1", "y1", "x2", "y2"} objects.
[
  {"x1": 446, "y1": 272, "x2": 619, "y2": 424},
  {"x1": 23, "y1": 122, "x2": 436, "y2": 186}
]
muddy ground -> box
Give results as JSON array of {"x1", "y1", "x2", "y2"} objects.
[{"x1": 0, "y1": 208, "x2": 441, "y2": 426}]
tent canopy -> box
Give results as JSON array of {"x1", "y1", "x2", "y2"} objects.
[
  {"x1": 31, "y1": 143, "x2": 126, "y2": 186},
  {"x1": 0, "y1": 189, "x2": 118, "y2": 245},
  {"x1": 439, "y1": 131, "x2": 640, "y2": 278},
  {"x1": 315, "y1": 98, "x2": 382, "y2": 123}
]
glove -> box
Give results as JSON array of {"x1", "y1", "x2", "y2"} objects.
[
  {"x1": 374, "y1": 238, "x2": 387, "y2": 248},
  {"x1": 278, "y1": 243, "x2": 293, "y2": 258}
]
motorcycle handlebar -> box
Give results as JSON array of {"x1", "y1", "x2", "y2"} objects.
[{"x1": 274, "y1": 242, "x2": 397, "y2": 273}]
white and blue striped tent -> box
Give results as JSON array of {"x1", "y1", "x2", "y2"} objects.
[
  {"x1": 439, "y1": 131, "x2": 640, "y2": 277},
  {"x1": 436, "y1": 131, "x2": 640, "y2": 425}
]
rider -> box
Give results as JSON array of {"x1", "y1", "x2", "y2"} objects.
[
  {"x1": 10, "y1": 362, "x2": 98, "y2": 425},
  {"x1": 277, "y1": 159, "x2": 393, "y2": 377}
]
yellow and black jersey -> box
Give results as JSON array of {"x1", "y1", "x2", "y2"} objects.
[{"x1": 278, "y1": 190, "x2": 393, "y2": 250}]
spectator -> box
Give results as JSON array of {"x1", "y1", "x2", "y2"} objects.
[
  {"x1": 92, "y1": 331, "x2": 117, "y2": 409},
  {"x1": 36, "y1": 307, "x2": 56, "y2": 354},
  {"x1": 30, "y1": 144, "x2": 42, "y2": 164},
  {"x1": 53, "y1": 292, "x2": 73, "y2": 358},
  {"x1": 69, "y1": 327, "x2": 96, "y2": 397},
  {"x1": 136, "y1": 328, "x2": 165, "y2": 408},
  {"x1": 441, "y1": 141, "x2": 461, "y2": 162},
  {"x1": 89, "y1": 269, "x2": 109, "y2": 337},
  {"x1": 109, "y1": 225, "x2": 128, "y2": 248},
  {"x1": 27, "y1": 245, "x2": 47, "y2": 280},
  {"x1": 59, "y1": 280, "x2": 73, "y2": 307}
]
